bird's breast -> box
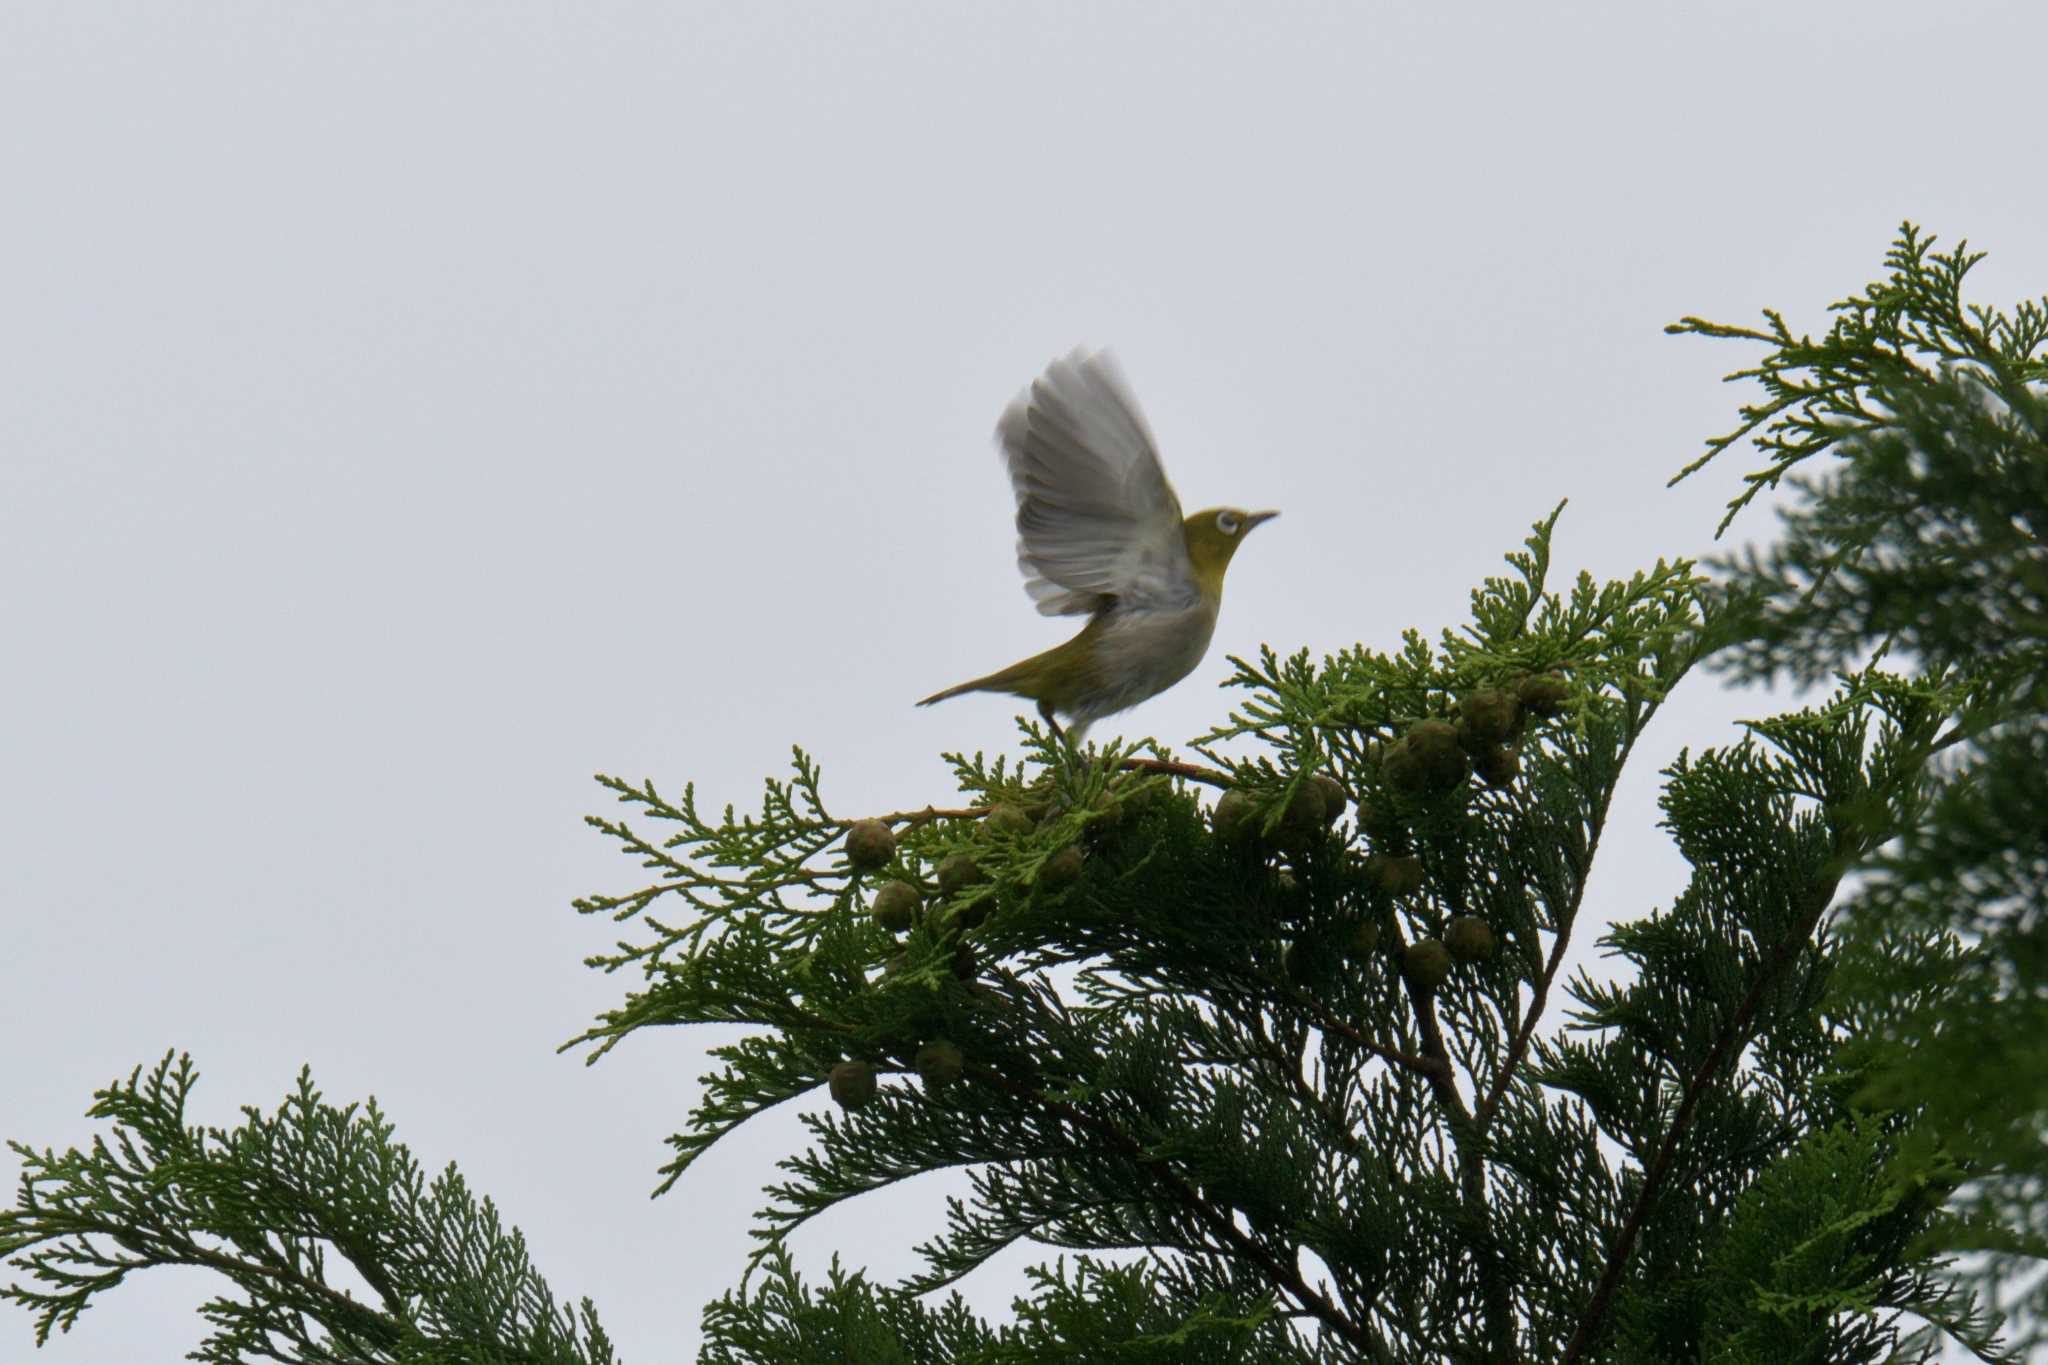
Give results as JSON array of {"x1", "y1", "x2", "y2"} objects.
[{"x1": 1081, "y1": 600, "x2": 1221, "y2": 717}]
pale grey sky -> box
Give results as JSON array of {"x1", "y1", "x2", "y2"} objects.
[{"x1": 5, "y1": 3, "x2": 2045, "y2": 1360}]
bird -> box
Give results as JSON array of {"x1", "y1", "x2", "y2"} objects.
[{"x1": 918, "y1": 348, "x2": 1277, "y2": 745}]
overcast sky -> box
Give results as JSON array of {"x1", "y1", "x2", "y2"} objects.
[{"x1": 6, "y1": 3, "x2": 2046, "y2": 1360}]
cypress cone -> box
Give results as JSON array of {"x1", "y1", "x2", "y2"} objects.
[
  {"x1": 1517, "y1": 673, "x2": 1571, "y2": 716},
  {"x1": 1115, "y1": 777, "x2": 1170, "y2": 814},
  {"x1": 914, "y1": 1041, "x2": 965, "y2": 1088},
  {"x1": 1368, "y1": 853, "x2": 1426, "y2": 897},
  {"x1": 828, "y1": 1060, "x2": 877, "y2": 1110},
  {"x1": 982, "y1": 803, "x2": 1034, "y2": 837},
  {"x1": 1474, "y1": 744, "x2": 1520, "y2": 788},
  {"x1": 1036, "y1": 844, "x2": 1085, "y2": 889},
  {"x1": 844, "y1": 819, "x2": 897, "y2": 870},
  {"x1": 871, "y1": 881, "x2": 921, "y2": 932},
  {"x1": 1403, "y1": 938, "x2": 1453, "y2": 989},
  {"x1": 936, "y1": 853, "x2": 983, "y2": 895},
  {"x1": 1212, "y1": 789, "x2": 1258, "y2": 843},
  {"x1": 1456, "y1": 688, "x2": 1521, "y2": 749},
  {"x1": 1384, "y1": 720, "x2": 1468, "y2": 794},
  {"x1": 1268, "y1": 782, "x2": 1327, "y2": 852},
  {"x1": 1309, "y1": 774, "x2": 1349, "y2": 826},
  {"x1": 1446, "y1": 915, "x2": 1496, "y2": 962},
  {"x1": 1356, "y1": 799, "x2": 1405, "y2": 846}
]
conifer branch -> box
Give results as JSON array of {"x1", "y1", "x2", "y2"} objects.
[
  {"x1": 1476, "y1": 703, "x2": 1646, "y2": 1133},
  {"x1": 1, "y1": 1055, "x2": 613, "y2": 1363},
  {"x1": 1555, "y1": 665, "x2": 1950, "y2": 1364},
  {"x1": 1398, "y1": 938, "x2": 1519, "y2": 1364},
  {"x1": 1294, "y1": 994, "x2": 1447, "y2": 1081},
  {"x1": 1558, "y1": 865, "x2": 1844, "y2": 1363},
  {"x1": 1119, "y1": 755, "x2": 1236, "y2": 788},
  {"x1": 860, "y1": 803, "x2": 991, "y2": 828},
  {"x1": 70, "y1": 1222, "x2": 405, "y2": 1337},
  {"x1": 965, "y1": 1063, "x2": 1377, "y2": 1355}
]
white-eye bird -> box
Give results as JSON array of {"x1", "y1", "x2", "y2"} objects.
[{"x1": 918, "y1": 348, "x2": 1277, "y2": 744}]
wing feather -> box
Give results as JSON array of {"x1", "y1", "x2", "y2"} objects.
[{"x1": 994, "y1": 349, "x2": 1195, "y2": 616}]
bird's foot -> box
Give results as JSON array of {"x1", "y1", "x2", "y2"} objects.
[{"x1": 1036, "y1": 701, "x2": 1070, "y2": 749}]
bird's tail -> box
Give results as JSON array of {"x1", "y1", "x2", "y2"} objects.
[
  {"x1": 916, "y1": 678, "x2": 982, "y2": 707},
  {"x1": 916, "y1": 657, "x2": 1038, "y2": 708},
  {"x1": 920, "y1": 662, "x2": 1086, "y2": 743},
  {"x1": 917, "y1": 673, "x2": 999, "y2": 708}
]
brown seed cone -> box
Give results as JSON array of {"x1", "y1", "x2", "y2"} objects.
[
  {"x1": 845, "y1": 819, "x2": 897, "y2": 870},
  {"x1": 982, "y1": 803, "x2": 1034, "y2": 837},
  {"x1": 914, "y1": 1041, "x2": 965, "y2": 1088},
  {"x1": 1367, "y1": 853, "x2": 1426, "y2": 897},
  {"x1": 1403, "y1": 938, "x2": 1453, "y2": 989},
  {"x1": 1272, "y1": 782, "x2": 1327, "y2": 846},
  {"x1": 1035, "y1": 844, "x2": 1085, "y2": 890},
  {"x1": 1385, "y1": 720, "x2": 1468, "y2": 794},
  {"x1": 828, "y1": 1060, "x2": 877, "y2": 1110},
  {"x1": 1473, "y1": 744, "x2": 1521, "y2": 789},
  {"x1": 1355, "y1": 799, "x2": 1405, "y2": 846},
  {"x1": 871, "y1": 881, "x2": 921, "y2": 932},
  {"x1": 1446, "y1": 915, "x2": 1496, "y2": 962},
  {"x1": 1349, "y1": 918, "x2": 1382, "y2": 956},
  {"x1": 1456, "y1": 688, "x2": 1522, "y2": 750},
  {"x1": 1212, "y1": 789, "x2": 1258, "y2": 844},
  {"x1": 1517, "y1": 673, "x2": 1572, "y2": 717},
  {"x1": 1309, "y1": 774, "x2": 1350, "y2": 827},
  {"x1": 936, "y1": 853, "x2": 983, "y2": 895}
]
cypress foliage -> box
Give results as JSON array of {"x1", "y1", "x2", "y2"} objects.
[
  {"x1": 1, "y1": 1056, "x2": 615, "y2": 1362},
  {"x1": 1672, "y1": 223, "x2": 2048, "y2": 1355},
  {"x1": 4, "y1": 225, "x2": 2040, "y2": 1361}
]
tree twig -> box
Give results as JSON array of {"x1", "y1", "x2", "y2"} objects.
[
  {"x1": 1119, "y1": 755, "x2": 1235, "y2": 788},
  {"x1": 1296, "y1": 994, "x2": 1448, "y2": 1080}
]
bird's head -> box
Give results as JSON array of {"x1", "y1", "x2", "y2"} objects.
[{"x1": 1182, "y1": 507, "x2": 1278, "y2": 599}]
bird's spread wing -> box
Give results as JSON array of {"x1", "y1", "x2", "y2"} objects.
[{"x1": 995, "y1": 349, "x2": 1196, "y2": 616}]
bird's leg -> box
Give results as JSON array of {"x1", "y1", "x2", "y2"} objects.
[
  {"x1": 1036, "y1": 699, "x2": 1069, "y2": 747},
  {"x1": 1036, "y1": 701, "x2": 1095, "y2": 759}
]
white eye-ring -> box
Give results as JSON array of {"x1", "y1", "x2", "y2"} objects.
[{"x1": 1216, "y1": 511, "x2": 1241, "y2": 535}]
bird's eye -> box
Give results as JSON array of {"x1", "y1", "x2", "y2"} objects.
[{"x1": 1216, "y1": 511, "x2": 1241, "y2": 535}]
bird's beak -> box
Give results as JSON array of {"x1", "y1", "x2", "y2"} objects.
[{"x1": 1245, "y1": 510, "x2": 1279, "y2": 531}]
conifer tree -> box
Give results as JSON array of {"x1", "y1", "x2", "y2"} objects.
[
  {"x1": 5, "y1": 225, "x2": 2041, "y2": 1362},
  {"x1": 1670, "y1": 224, "x2": 2048, "y2": 1354}
]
